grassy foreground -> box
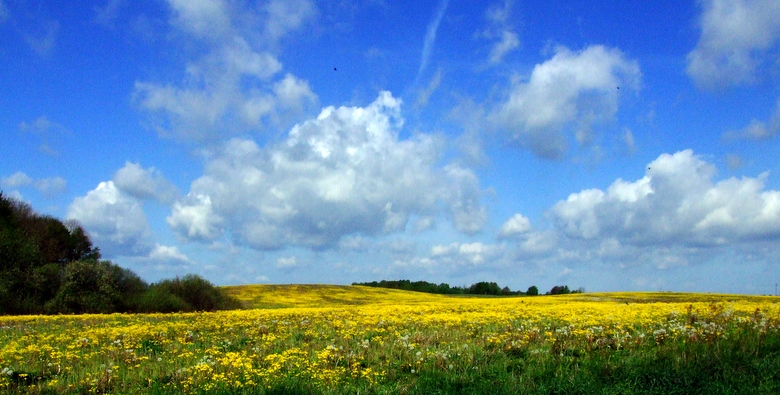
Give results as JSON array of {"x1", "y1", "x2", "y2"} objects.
[{"x1": 1, "y1": 286, "x2": 779, "y2": 394}]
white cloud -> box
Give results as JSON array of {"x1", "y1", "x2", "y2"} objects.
[
  {"x1": 135, "y1": 2, "x2": 316, "y2": 142},
  {"x1": 723, "y1": 99, "x2": 780, "y2": 140},
  {"x1": 168, "y1": 0, "x2": 231, "y2": 39},
  {"x1": 273, "y1": 73, "x2": 317, "y2": 111},
  {"x1": 430, "y1": 242, "x2": 504, "y2": 266},
  {"x1": 67, "y1": 181, "x2": 152, "y2": 257},
  {"x1": 550, "y1": 150, "x2": 780, "y2": 246},
  {"x1": 490, "y1": 30, "x2": 520, "y2": 64},
  {"x1": 113, "y1": 162, "x2": 178, "y2": 203},
  {"x1": 168, "y1": 92, "x2": 486, "y2": 250},
  {"x1": 491, "y1": 45, "x2": 641, "y2": 159},
  {"x1": 1, "y1": 172, "x2": 33, "y2": 188},
  {"x1": 622, "y1": 128, "x2": 636, "y2": 153},
  {"x1": 687, "y1": 0, "x2": 780, "y2": 89},
  {"x1": 276, "y1": 256, "x2": 298, "y2": 269},
  {"x1": 498, "y1": 213, "x2": 532, "y2": 238},
  {"x1": 415, "y1": 68, "x2": 443, "y2": 108},
  {"x1": 167, "y1": 194, "x2": 224, "y2": 241},
  {"x1": 1, "y1": 172, "x2": 66, "y2": 198},
  {"x1": 481, "y1": 0, "x2": 520, "y2": 64},
  {"x1": 417, "y1": 0, "x2": 449, "y2": 80},
  {"x1": 263, "y1": 0, "x2": 316, "y2": 41},
  {"x1": 149, "y1": 244, "x2": 191, "y2": 263}
]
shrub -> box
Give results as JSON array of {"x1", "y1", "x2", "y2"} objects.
[
  {"x1": 137, "y1": 285, "x2": 191, "y2": 313},
  {"x1": 148, "y1": 275, "x2": 241, "y2": 312}
]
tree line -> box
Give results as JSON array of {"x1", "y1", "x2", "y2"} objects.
[
  {"x1": 352, "y1": 280, "x2": 583, "y2": 296},
  {"x1": 0, "y1": 191, "x2": 241, "y2": 315}
]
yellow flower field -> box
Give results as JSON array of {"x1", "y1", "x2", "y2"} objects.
[{"x1": 1, "y1": 286, "x2": 778, "y2": 394}]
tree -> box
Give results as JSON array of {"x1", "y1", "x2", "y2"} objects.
[
  {"x1": 469, "y1": 281, "x2": 501, "y2": 295},
  {"x1": 526, "y1": 285, "x2": 539, "y2": 296},
  {"x1": 47, "y1": 261, "x2": 118, "y2": 314},
  {"x1": 548, "y1": 285, "x2": 571, "y2": 295}
]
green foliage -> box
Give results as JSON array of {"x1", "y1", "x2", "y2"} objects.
[
  {"x1": 0, "y1": 191, "x2": 241, "y2": 316},
  {"x1": 548, "y1": 285, "x2": 571, "y2": 295},
  {"x1": 353, "y1": 280, "x2": 560, "y2": 296},
  {"x1": 146, "y1": 275, "x2": 243, "y2": 312},
  {"x1": 46, "y1": 261, "x2": 118, "y2": 314},
  {"x1": 137, "y1": 285, "x2": 191, "y2": 313}
]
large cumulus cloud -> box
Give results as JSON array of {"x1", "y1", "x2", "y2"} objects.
[
  {"x1": 550, "y1": 150, "x2": 780, "y2": 246},
  {"x1": 168, "y1": 92, "x2": 487, "y2": 250}
]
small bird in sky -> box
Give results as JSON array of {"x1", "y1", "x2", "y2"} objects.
[{"x1": 333, "y1": 67, "x2": 337, "y2": 71}]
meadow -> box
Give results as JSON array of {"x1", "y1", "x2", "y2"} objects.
[{"x1": 1, "y1": 285, "x2": 779, "y2": 394}]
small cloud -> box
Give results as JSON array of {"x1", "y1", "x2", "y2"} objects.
[
  {"x1": 622, "y1": 128, "x2": 636, "y2": 153},
  {"x1": 417, "y1": 0, "x2": 449, "y2": 81},
  {"x1": 1, "y1": 172, "x2": 66, "y2": 198},
  {"x1": 722, "y1": 99, "x2": 780, "y2": 141},
  {"x1": 113, "y1": 162, "x2": 178, "y2": 204},
  {"x1": 276, "y1": 256, "x2": 298, "y2": 270},
  {"x1": 489, "y1": 30, "x2": 520, "y2": 64},
  {"x1": 94, "y1": 0, "x2": 125, "y2": 27},
  {"x1": 364, "y1": 47, "x2": 387, "y2": 60},
  {"x1": 24, "y1": 20, "x2": 59, "y2": 56},
  {"x1": 726, "y1": 154, "x2": 743, "y2": 170},
  {"x1": 415, "y1": 68, "x2": 443, "y2": 108},
  {"x1": 263, "y1": 0, "x2": 316, "y2": 42},
  {"x1": 480, "y1": 0, "x2": 520, "y2": 64},
  {"x1": 498, "y1": 213, "x2": 532, "y2": 239},
  {"x1": 149, "y1": 244, "x2": 191, "y2": 263},
  {"x1": 1, "y1": 172, "x2": 33, "y2": 188},
  {"x1": 18, "y1": 116, "x2": 69, "y2": 156}
]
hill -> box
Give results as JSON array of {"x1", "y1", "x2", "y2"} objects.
[
  {"x1": 222, "y1": 284, "x2": 445, "y2": 309},
  {"x1": 221, "y1": 284, "x2": 777, "y2": 310}
]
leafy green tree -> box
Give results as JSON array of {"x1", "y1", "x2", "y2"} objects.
[
  {"x1": 548, "y1": 285, "x2": 571, "y2": 295},
  {"x1": 468, "y1": 281, "x2": 501, "y2": 295},
  {"x1": 47, "y1": 261, "x2": 118, "y2": 314},
  {"x1": 526, "y1": 285, "x2": 539, "y2": 296}
]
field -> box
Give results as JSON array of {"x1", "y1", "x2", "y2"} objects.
[{"x1": 1, "y1": 286, "x2": 779, "y2": 394}]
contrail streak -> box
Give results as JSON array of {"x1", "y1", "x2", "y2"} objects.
[{"x1": 417, "y1": 0, "x2": 449, "y2": 84}]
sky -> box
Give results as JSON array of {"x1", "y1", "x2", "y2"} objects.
[{"x1": 2, "y1": 0, "x2": 780, "y2": 294}]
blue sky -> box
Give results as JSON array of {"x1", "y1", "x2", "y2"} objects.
[{"x1": 2, "y1": 0, "x2": 780, "y2": 294}]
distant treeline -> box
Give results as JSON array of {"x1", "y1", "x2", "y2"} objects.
[
  {"x1": 352, "y1": 280, "x2": 583, "y2": 296},
  {"x1": 0, "y1": 191, "x2": 241, "y2": 315}
]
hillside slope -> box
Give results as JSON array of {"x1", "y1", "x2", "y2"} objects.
[{"x1": 222, "y1": 284, "x2": 447, "y2": 309}]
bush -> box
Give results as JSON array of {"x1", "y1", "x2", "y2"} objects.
[
  {"x1": 137, "y1": 285, "x2": 191, "y2": 313},
  {"x1": 148, "y1": 275, "x2": 241, "y2": 312}
]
